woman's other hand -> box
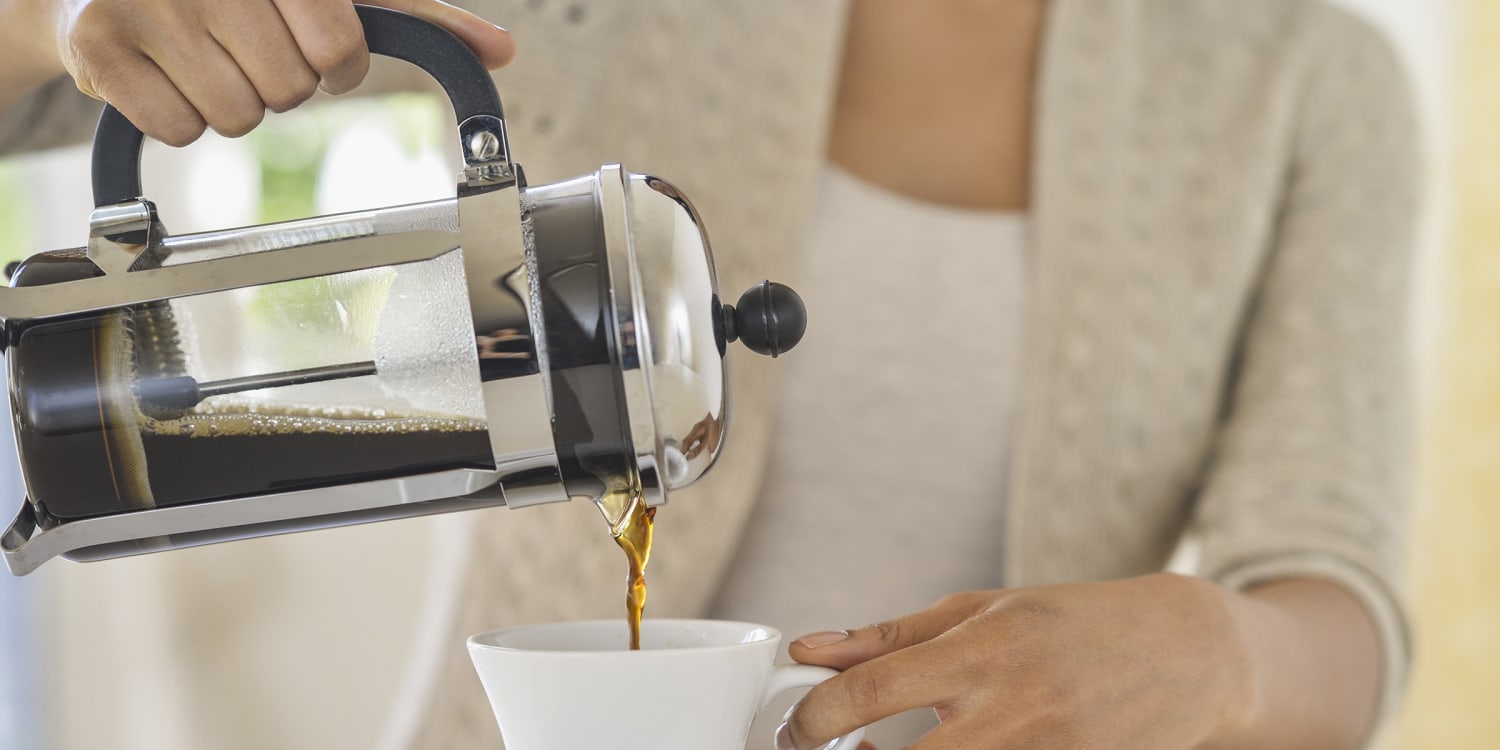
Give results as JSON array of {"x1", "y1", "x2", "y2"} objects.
[
  {"x1": 9, "y1": 0, "x2": 515, "y2": 146},
  {"x1": 779, "y1": 574, "x2": 1257, "y2": 750}
]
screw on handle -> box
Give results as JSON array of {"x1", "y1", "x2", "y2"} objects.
[{"x1": 91, "y1": 4, "x2": 507, "y2": 208}]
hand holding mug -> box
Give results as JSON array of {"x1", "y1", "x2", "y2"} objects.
[{"x1": 783, "y1": 574, "x2": 1256, "y2": 750}]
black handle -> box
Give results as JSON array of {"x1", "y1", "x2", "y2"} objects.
[{"x1": 91, "y1": 4, "x2": 505, "y2": 208}]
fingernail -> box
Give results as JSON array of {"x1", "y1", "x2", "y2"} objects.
[
  {"x1": 777, "y1": 716, "x2": 834, "y2": 750},
  {"x1": 775, "y1": 721, "x2": 797, "y2": 750},
  {"x1": 793, "y1": 630, "x2": 850, "y2": 649}
]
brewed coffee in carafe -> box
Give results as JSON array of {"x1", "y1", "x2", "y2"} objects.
[{"x1": 10, "y1": 249, "x2": 492, "y2": 521}]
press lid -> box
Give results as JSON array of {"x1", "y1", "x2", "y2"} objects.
[{"x1": 602, "y1": 170, "x2": 805, "y2": 503}]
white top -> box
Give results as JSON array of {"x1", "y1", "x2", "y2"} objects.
[{"x1": 710, "y1": 164, "x2": 1027, "y2": 746}]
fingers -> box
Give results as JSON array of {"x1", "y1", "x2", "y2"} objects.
[
  {"x1": 208, "y1": 2, "x2": 320, "y2": 114},
  {"x1": 790, "y1": 591, "x2": 990, "y2": 671},
  {"x1": 147, "y1": 30, "x2": 265, "y2": 138},
  {"x1": 782, "y1": 593, "x2": 998, "y2": 749},
  {"x1": 269, "y1": 0, "x2": 369, "y2": 94},
  {"x1": 784, "y1": 639, "x2": 959, "y2": 750},
  {"x1": 56, "y1": 0, "x2": 514, "y2": 147},
  {"x1": 363, "y1": 0, "x2": 517, "y2": 68},
  {"x1": 62, "y1": 13, "x2": 206, "y2": 146},
  {"x1": 80, "y1": 52, "x2": 206, "y2": 147}
]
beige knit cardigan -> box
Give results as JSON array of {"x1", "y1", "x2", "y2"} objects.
[{"x1": 1, "y1": 0, "x2": 1419, "y2": 748}]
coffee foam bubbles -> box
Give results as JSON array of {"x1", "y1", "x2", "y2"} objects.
[{"x1": 140, "y1": 400, "x2": 487, "y2": 438}]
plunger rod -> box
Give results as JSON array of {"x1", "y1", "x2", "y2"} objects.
[{"x1": 135, "y1": 361, "x2": 378, "y2": 412}]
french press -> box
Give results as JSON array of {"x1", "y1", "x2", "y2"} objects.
[{"x1": 0, "y1": 5, "x2": 806, "y2": 576}]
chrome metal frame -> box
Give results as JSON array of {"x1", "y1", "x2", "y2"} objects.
[
  {"x1": 604, "y1": 171, "x2": 728, "y2": 497},
  {"x1": 2, "y1": 136, "x2": 570, "y2": 573},
  {"x1": 2, "y1": 467, "x2": 508, "y2": 575},
  {"x1": 0, "y1": 221, "x2": 464, "y2": 323},
  {"x1": 596, "y1": 166, "x2": 664, "y2": 506},
  {"x1": 1, "y1": 115, "x2": 734, "y2": 574},
  {"x1": 458, "y1": 177, "x2": 565, "y2": 506}
]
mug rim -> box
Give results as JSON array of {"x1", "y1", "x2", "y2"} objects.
[{"x1": 467, "y1": 618, "x2": 783, "y2": 655}]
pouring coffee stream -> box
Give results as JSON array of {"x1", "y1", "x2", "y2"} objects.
[{"x1": 0, "y1": 6, "x2": 807, "y2": 580}]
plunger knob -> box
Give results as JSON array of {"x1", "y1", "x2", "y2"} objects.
[{"x1": 720, "y1": 280, "x2": 807, "y2": 358}]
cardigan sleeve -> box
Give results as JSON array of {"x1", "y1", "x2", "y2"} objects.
[
  {"x1": 0, "y1": 76, "x2": 102, "y2": 157},
  {"x1": 1186, "y1": 5, "x2": 1422, "y2": 738}
]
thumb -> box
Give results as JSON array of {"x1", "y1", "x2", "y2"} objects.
[
  {"x1": 788, "y1": 592, "x2": 987, "y2": 671},
  {"x1": 361, "y1": 0, "x2": 518, "y2": 69}
]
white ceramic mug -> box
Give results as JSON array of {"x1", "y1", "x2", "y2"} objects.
[{"x1": 467, "y1": 619, "x2": 865, "y2": 750}]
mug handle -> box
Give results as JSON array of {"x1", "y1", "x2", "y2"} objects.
[{"x1": 762, "y1": 664, "x2": 867, "y2": 750}]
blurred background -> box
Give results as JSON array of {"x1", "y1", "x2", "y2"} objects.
[{"x1": 0, "y1": 0, "x2": 1495, "y2": 747}]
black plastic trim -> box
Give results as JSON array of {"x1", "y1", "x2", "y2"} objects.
[{"x1": 529, "y1": 189, "x2": 635, "y2": 500}]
